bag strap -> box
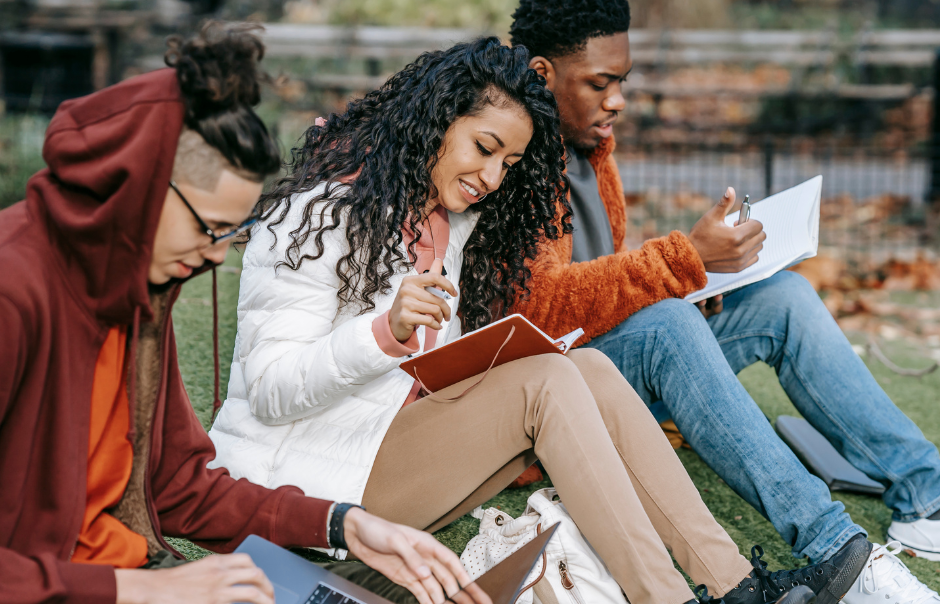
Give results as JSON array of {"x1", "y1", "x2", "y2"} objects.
[
  {"x1": 533, "y1": 579, "x2": 562, "y2": 604},
  {"x1": 513, "y1": 523, "x2": 552, "y2": 604},
  {"x1": 414, "y1": 325, "x2": 515, "y2": 403}
]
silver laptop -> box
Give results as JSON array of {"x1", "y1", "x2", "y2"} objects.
[{"x1": 235, "y1": 523, "x2": 559, "y2": 604}]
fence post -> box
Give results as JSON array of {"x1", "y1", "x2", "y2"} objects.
[
  {"x1": 929, "y1": 48, "x2": 940, "y2": 205},
  {"x1": 764, "y1": 136, "x2": 774, "y2": 199}
]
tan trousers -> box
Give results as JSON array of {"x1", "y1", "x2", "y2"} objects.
[{"x1": 362, "y1": 350, "x2": 753, "y2": 604}]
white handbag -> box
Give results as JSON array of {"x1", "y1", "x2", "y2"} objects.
[{"x1": 460, "y1": 488, "x2": 629, "y2": 604}]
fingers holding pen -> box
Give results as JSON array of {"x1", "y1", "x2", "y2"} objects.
[{"x1": 389, "y1": 271, "x2": 457, "y2": 342}]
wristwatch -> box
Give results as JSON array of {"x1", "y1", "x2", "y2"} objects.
[{"x1": 328, "y1": 502, "x2": 366, "y2": 550}]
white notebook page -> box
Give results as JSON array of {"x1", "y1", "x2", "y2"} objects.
[{"x1": 686, "y1": 175, "x2": 822, "y2": 304}]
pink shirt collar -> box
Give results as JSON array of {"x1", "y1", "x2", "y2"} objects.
[{"x1": 402, "y1": 205, "x2": 450, "y2": 272}]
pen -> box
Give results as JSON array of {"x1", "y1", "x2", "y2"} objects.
[
  {"x1": 739, "y1": 195, "x2": 751, "y2": 224},
  {"x1": 425, "y1": 286, "x2": 453, "y2": 301}
]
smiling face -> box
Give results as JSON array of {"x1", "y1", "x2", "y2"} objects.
[
  {"x1": 149, "y1": 169, "x2": 263, "y2": 284},
  {"x1": 531, "y1": 32, "x2": 632, "y2": 151},
  {"x1": 428, "y1": 100, "x2": 534, "y2": 215}
]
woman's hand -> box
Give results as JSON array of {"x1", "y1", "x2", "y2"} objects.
[
  {"x1": 388, "y1": 261, "x2": 457, "y2": 342},
  {"x1": 343, "y1": 508, "x2": 492, "y2": 604},
  {"x1": 114, "y1": 553, "x2": 274, "y2": 604}
]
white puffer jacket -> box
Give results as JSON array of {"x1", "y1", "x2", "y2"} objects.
[{"x1": 208, "y1": 184, "x2": 479, "y2": 515}]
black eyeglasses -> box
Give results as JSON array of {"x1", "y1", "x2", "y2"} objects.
[{"x1": 169, "y1": 180, "x2": 260, "y2": 245}]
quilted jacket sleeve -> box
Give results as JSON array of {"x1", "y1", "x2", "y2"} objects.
[{"x1": 237, "y1": 198, "x2": 406, "y2": 425}]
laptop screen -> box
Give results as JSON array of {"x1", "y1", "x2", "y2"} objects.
[{"x1": 304, "y1": 583, "x2": 369, "y2": 604}]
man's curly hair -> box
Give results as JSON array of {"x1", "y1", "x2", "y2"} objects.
[
  {"x1": 165, "y1": 21, "x2": 280, "y2": 180},
  {"x1": 509, "y1": 0, "x2": 631, "y2": 60}
]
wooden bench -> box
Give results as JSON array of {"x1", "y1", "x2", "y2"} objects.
[
  {"x1": 253, "y1": 24, "x2": 939, "y2": 102},
  {"x1": 853, "y1": 29, "x2": 940, "y2": 68},
  {"x1": 628, "y1": 29, "x2": 837, "y2": 68}
]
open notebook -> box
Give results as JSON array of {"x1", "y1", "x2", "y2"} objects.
[
  {"x1": 399, "y1": 314, "x2": 584, "y2": 394},
  {"x1": 686, "y1": 175, "x2": 822, "y2": 304}
]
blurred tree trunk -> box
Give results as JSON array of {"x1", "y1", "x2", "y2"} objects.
[{"x1": 630, "y1": 0, "x2": 732, "y2": 29}]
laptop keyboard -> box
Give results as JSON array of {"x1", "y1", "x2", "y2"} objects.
[{"x1": 305, "y1": 583, "x2": 368, "y2": 604}]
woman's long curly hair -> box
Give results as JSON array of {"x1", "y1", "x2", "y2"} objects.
[{"x1": 262, "y1": 37, "x2": 571, "y2": 332}]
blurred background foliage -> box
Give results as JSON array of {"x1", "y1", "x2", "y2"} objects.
[
  {"x1": 0, "y1": 115, "x2": 47, "y2": 210},
  {"x1": 273, "y1": 0, "x2": 940, "y2": 31}
]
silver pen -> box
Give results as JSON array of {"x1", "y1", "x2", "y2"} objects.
[{"x1": 738, "y1": 195, "x2": 751, "y2": 224}]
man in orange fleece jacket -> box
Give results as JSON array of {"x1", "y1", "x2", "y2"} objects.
[{"x1": 509, "y1": 0, "x2": 940, "y2": 595}]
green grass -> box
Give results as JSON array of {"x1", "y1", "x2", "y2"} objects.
[
  {"x1": 0, "y1": 115, "x2": 49, "y2": 210},
  {"x1": 171, "y1": 252, "x2": 940, "y2": 589}
]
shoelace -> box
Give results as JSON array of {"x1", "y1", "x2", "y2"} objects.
[
  {"x1": 749, "y1": 545, "x2": 787, "y2": 600},
  {"x1": 695, "y1": 584, "x2": 720, "y2": 604},
  {"x1": 860, "y1": 542, "x2": 940, "y2": 604}
]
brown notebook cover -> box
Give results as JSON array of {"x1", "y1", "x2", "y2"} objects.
[{"x1": 399, "y1": 314, "x2": 583, "y2": 393}]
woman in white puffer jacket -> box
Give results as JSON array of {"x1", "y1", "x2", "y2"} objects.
[{"x1": 209, "y1": 38, "x2": 823, "y2": 604}]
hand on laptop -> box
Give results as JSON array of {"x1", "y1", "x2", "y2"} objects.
[
  {"x1": 114, "y1": 553, "x2": 275, "y2": 604},
  {"x1": 688, "y1": 186, "x2": 766, "y2": 273},
  {"x1": 343, "y1": 507, "x2": 493, "y2": 604}
]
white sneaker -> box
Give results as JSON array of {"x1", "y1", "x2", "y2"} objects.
[
  {"x1": 842, "y1": 542, "x2": 940, "y2": 604},
  {"x1": 888, "y1": 519, "x2": 940, "y2": 561}
]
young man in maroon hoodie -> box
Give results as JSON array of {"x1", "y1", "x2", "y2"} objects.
[{"x1": 0, "y1": 23, "x2": 483, "y2": 604}]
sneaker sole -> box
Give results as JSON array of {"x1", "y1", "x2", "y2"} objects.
[
  {"x1": 817, "y1": 539, "x2": 872, "y2": 604},
  {"x1": 885, "y1": 529, "x2": 940, "y2": 562}
]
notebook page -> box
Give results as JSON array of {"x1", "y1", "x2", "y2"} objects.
[
  {"x1": 686, "y1": 176, "x2": 822, "y2": 304},
  {"x1": 555, "y1": 328, "x2": 585, "y2": 353}
]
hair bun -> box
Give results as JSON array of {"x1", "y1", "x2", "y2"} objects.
[{"x1": 165, "y1": 21, "x2": 267, "y2": 124}]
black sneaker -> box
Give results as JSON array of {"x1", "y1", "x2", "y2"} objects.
[
  {"x1": 724, "y1": 535, "x2": 872, "y2": 604},
  {"x1": 692, "y1": 583, "x2": 816, "y2": 604}
]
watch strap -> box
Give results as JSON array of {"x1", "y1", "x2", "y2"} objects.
[{"x1": 329, "y1": 503, "x2": 365, "y2": 550}]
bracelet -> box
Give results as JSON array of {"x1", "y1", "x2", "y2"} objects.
[{"x1": 328, "y1": 503, "x2": 365, "y2": 550}]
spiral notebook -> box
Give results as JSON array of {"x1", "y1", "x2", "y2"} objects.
[{"x1": 399, "y1": 314, "x2": 584, "y2": 394}]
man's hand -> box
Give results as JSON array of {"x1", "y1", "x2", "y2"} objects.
[
  {"x1": 688, "y1": 187, "x2": 766, "y2": 273},
  {"x1": 343, "y1": 508, "x2": 492, "y2": 604},
  {"x1": 115, "y1": 554, "x2": 274, "y2": 604},
  {"x1": 695, "y1": 294, "x2": 724, "y2": 319}
]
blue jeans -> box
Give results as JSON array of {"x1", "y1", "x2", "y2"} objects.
[{"x1": 587, "y1": 271, "x2": 940, "y2": 562}]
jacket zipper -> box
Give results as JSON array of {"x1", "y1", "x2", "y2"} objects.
[{"x1": 558, "y1": 561, "x2": 586, "y2": 604}]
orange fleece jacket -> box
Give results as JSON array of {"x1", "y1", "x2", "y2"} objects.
[{"x1": 514, "y1": 136, "x2": 708, "y2": 345}]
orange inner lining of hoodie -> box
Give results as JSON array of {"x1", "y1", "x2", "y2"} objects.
[{"x1": 71, "y1": 326, "x2": 149, "y2": 568}]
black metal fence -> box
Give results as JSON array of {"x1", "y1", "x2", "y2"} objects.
[{"x1": 617, "y1": 140, "x2": 934, "y2": 272}]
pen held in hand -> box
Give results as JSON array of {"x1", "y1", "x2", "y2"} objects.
[
  {"x1": 738, "y1": 195, "x2": 751, "y2": 224},
  {"x1": 425, "y1": 286, "x2": 453, "y2": 301}
]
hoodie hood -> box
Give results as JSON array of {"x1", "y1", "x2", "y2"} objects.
[{"x1": 26, "y1": 69, "x2": 185, "y2": 324}]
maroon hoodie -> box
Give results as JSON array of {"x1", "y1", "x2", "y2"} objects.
[{"x1": 0, "y1": 69, "x2": 332, "y2": 604}]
